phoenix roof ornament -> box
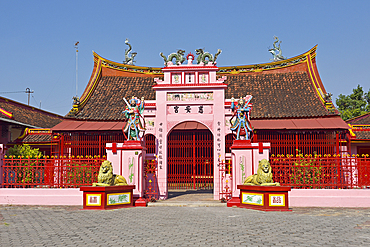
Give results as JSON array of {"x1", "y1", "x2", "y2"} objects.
[
  {"x1": 123, "y1": 39, "x2": 137, "y2": 65},
  {"x1": 268, "y1": 36, "x2": 286, "y2": 61}
]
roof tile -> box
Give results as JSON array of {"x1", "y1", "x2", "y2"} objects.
[
  {"x1": 73, "y1": 72, "x2": 333, "y2": 120},
  {"x1": 0, "y1": 97, "x2": 64, "y2": 128}
]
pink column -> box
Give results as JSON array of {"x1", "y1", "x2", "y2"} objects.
[
  {"x1": 106, "y1": 141, "x2": 146, "y2": 198},
  {"x1": 227, "y1": 140, "x2": 270, "y2": 207}
]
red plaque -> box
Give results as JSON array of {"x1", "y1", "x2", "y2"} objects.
[{"x1": 237, "y1": 185, "x2": 291, "y2": 211}]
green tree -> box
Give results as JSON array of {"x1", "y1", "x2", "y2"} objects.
[
  {"x1": 6, "y1": 144, "x2": 44, "y2": 185},
  {"x1": 7, "y1": 144, "x2": 43, "y2": 158},
  {"x1": 335, "y1": 85, "x2": 370, "y2": 121}
]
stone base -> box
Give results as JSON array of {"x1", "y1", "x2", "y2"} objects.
[
  {"x1": 227, "y1": 197, "x2": 240, "y2": 207},
  {"x1": 237, "y1": 185, "x2": 291, "y2": 211},
  {"x1": 80, "y1": 185, "x2": 135, "y2": 210},
  {"x1": 134, "y1": 197, "x2": 147, "y2": 207}
]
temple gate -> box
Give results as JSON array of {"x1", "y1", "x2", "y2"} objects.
[
  {"x1": 152, "y1": 52, "x2": 227, "y2": 199},
  {"x1": 167, "y1": 128, "x2": 214, "y2": 190}
]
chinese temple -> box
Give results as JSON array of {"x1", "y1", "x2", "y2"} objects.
[{"x1": 51, "y1": 42, "x2": 350, "y2": 199}]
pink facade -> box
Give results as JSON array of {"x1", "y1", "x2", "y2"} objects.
[
  {"x1": 151, "y1": 61, "x2": 227, "y2": 199},
  {"x1": 2, "y1": 188, "x2": 370, "y2": 207}
]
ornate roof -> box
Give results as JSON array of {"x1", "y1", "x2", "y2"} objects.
[
  {"x1": 346, "y1": 112, "x2": 370, "y2": 140},
  {"x1": 0, "y1": 96, "x2": 64, "y2": 128},
  {"x1": 353, "y1": 131, "x2": 370, "y2": 140},
  {"x1": 346, "y1": 112, "x2": 370, "y2": 125},
  {"x1": 68, "y1": 46, "x2": 339, "y2": 122},
  {"x1": 73, "y1": 76, "x2": 156, "y2": 120},
  {"x1": 22, "y1": 134, "x2": 52, "y2": 143}
]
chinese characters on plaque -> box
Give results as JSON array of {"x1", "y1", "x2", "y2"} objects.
[
  {"x1": 157, "y1": 122, "x2": 163, "y2": 169},
  {"x1": 216, "y1": 121, "x2": 222, "y2": 159},
  {"x1": 168, "y1": 105, "x2": 212, "y2": 114}
]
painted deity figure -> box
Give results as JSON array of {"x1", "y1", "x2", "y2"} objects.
[
  {"x1": 123, "y1": 96, "x2": 145, "y2": 140},
  {"x1": 230, "y1": 95, "x2": 253, "y2": 140}
]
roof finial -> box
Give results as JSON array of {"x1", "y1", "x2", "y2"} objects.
[
  {"x1": 268, "y1": 36, "x2": 286, "y2": 61},
  {"x1": 195, "y1": 49, "x2": 222, "y2": 65},
  {"x1": 123, "y1": 38, "x2": 137, "y2": 65},
  {"x1": 159, "y1": 50, "x2": 186, "y2": 66}
]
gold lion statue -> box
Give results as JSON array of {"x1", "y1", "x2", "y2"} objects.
[
  {"x1": 92, "y1": 160, "x2": 128, "y2": 186},
  {"x1": 243, "y1": 159, "x2": 280, "y2": 186}
]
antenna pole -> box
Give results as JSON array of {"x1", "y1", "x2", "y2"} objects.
[
  {"x1": 25, "y1": 88, "x2": 34, "y2": 106},
  {"x1": 75, "y1": 41, "x2": 79, "y2": 97}
]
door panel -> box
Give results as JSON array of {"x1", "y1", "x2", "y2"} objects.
[{"x1": 168, "y1": 130, "x2": 213, "y2": 189}]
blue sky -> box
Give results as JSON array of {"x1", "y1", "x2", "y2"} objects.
[{"x1": 1, "y1": 1, "x2": 369, "y2": 116}]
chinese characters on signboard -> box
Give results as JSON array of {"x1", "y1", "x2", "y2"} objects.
[
  {"x1": 168, "y1": 105, "x2": 212, "y2": 114},
  {"x1": 216, "y1": 121, "x2": 222, "y2": 159},
  {"x1": 269, "y1": 195, "x2": 285, "y2": 206},
  {"x1": 167, "y1": 92, "x2": 213, "y2": 101},
  {"x1": 158, "y1": 122, "x2": 163, "y2": 169}
]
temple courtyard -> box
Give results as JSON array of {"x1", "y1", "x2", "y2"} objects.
[{"x1": 1, "y1": 192, "x2": 370, "y2": 246}]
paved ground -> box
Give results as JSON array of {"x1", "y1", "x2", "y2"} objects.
[
  {"x1": 148, "y1": 190, "x2": 225, "y2": 207},
  {"x1": 1, "y1": 191, "x2": 370, "y2": 246}
]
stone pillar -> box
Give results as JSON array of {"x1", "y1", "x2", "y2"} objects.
[
  {"x1": 106, "y1": 141, "x2": 146, "y2": 198},
  {"x1": 227, "y1": 140, "x2": 270, "y2": 207}
]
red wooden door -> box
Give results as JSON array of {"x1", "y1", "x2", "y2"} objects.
[{"x1": 168, "y1": 130, "x2": 213, "y2": 190}]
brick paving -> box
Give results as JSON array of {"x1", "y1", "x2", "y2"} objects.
[{"x1": 1, "y1": 203, "x2": 370, "y2": 247}]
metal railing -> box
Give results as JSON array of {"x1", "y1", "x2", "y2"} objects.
[
  {"x1": 270, "y1": 154, "x2": 370, "y2": 189},
  {"x1": 1, "y1": 156, "x2": 104, "y2": 188}
]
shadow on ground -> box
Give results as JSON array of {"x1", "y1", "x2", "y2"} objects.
[{"x1": 167, "y1": 189, "x2": 214, "y2": 201}]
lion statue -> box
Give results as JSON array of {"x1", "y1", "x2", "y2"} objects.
[
  {"x1": 92, "y1": 160, "x2": 128, "y2": 186},
  {"x1": 243, "y1": 159, "x2": 280, "y2": 186}
]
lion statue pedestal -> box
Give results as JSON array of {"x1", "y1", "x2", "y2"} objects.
[
  {"x1": 237, "y1": 184, "x2": 291, "y2": 211},
  {"x1": 236, "y1": 159, "x2": 291, "y2": 211},
  {"x1": 80, "y1": 160, "x2": 135, "y2": 210}
]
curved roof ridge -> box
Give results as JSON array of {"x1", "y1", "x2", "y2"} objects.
[
  {"x1": 91, "y1": 46, "x2": 318, "y2": 75},
  {"x1": 93, "y1": 51, "x2": 163, "y2": 74},
  {"x1": 67, "y1": 45, "x2": 337, "y2": 119},
  {"x1": 346, "y1": 111, "x2": 370, "y2": 124},
  {"x1": 217, "y1": 45, "x2": 317, "y2": 74}
]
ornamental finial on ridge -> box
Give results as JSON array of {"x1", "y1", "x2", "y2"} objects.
[
  {"x1": 123, "y1": 38, "x2": 137, "y2": 65},
  {"x1": 268, "y1": 36, "x2": 286, "y2": 61},
  {"x1": 159, "y1": 50, "x2": 186, "y2": 66}
]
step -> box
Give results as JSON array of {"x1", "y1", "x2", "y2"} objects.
[{"x1": 147, "y1": 201, "x2": 227, "y2": 207}]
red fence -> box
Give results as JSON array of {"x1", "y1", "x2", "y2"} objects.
[
  {"x1": 3, "y1": 154, "x2": 369, "y2": 190},
  {"x1": 254, "y1": 130, "x2": 347, "y2": 156},
  {"x1": 1, "y1": 156, "x2": 104, "y2": 188},
  {"x1": 54, "y1": 132, "x2": 126, "y2": 157},
  {"x1": 270, "y1": 155, "x2": 370, "y2": 189}
]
